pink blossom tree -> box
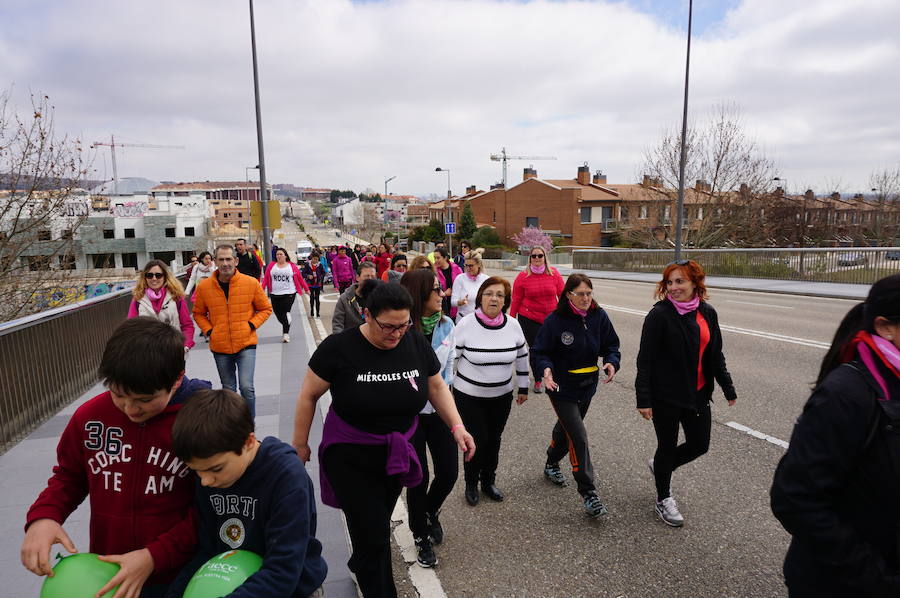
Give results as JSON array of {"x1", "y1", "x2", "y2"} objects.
[{"x1": 511, "y1": 226, "x2": 552, "y2": 254}]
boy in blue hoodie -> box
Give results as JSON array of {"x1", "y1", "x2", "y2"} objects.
[{"x1": 167, "y1": 389, "x2": 327, "y2": 597}]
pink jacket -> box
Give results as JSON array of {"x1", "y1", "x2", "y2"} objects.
[
  {"x1": 436, "y1": 262, "x2": 463, "y2": 319},
  {"x1": 331, "y1": 255, "x2": 356, "y2": 284},
  {"x1": 127, "y1": 294, "x2": 195, "y2": 348},
  {"x1": 509, "y1": 267, "x2": 565, "y2": 324},
  {"x1": 262, "y1": 261, "x2": 309, "y2": 295}
]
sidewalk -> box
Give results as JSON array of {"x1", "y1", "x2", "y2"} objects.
[{"x1": 0, "y1": 304, "x2": 356, "y2": 597}]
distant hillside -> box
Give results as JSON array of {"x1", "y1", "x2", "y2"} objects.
[{"x1": 0, "y1": 172, "x2": 103, "y2": 191}]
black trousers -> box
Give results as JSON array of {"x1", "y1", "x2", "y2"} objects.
[
  {"x1": 270, "y1": 293, "x2": 296, "y2": 334},
  {"x1": 547, "y1": 381, "x2": 598, "y2": 496},
  {"x1": 323, "y1": 443, "x2": 402, "y2": 598},
  {"x1": 308, "y1": 287, "x2": 321, "y2": 316},
  {"x1": 454, "y1": 389, "x2": 513, "y2": 486},
  {"x1": 407, "y1": 413, "x2": 459, "y2": 538},
  {"x1": 338, "y1": 280, "x2": 352, "y2": 293},
  {"x1": 651, "y1": 400, "x2": 711, "y2": 501},
  {"x1": 517, "y1": 314, "x2": 542, "y2": 379}
]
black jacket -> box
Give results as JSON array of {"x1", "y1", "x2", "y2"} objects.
[
  {"x1": 237, "y1": 249, "x2": 261, "y2": 279},
  {"x1": 532, "y1": 305, "x2": 621, "y2": 400},
  {"x1": 634, "y1": 299, "x2": 736, "y2": 410},
  {"x1": 770, "y1": 360, "x2": 900, "y2": 597}
]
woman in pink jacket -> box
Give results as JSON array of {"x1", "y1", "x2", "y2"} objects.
[
  {"x1": 262, "y1": 248, "x2": 309, "y2": 343},
  {"x1": 331, "y1": 246, "x2": 356, "y2": 293},
  {"x1": 509, "y1": 246, "x2": 564, "y2": 393},
  {"x1": 127, "y1": 259, "x2": 195, "y2": 351}
]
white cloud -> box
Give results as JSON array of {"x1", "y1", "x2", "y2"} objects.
[{"x1": 2, "y1": 0, "x2": 898, "y2": 195}]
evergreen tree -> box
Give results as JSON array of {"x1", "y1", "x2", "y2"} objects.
[{"x1": 457, "y1": 201, "x2": 478, "y2": 241}]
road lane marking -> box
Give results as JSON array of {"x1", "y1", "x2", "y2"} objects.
[
  {"x1": 726, "y1": 300, "x2": 794, "y2": 309},
  {"x1": 725, "y1": 421, "x2": 789, "y2": 449},
  {"x1": 599, "y1": 304, "x2": 830, "y2": 349}
]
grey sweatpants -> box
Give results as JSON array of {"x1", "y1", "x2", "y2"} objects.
[{"x1": 546, "y1": 383, "x2": 598, "y2": 496}]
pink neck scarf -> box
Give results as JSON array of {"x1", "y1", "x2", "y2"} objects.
[
  {"x1": 530, "y1": 264, "x2": 546, "y2": 275},
  {"x1": 475, "y1": 307, "x2": 504, "y2": 327},
  {"x1": 668, "y1": 294, "x2": 700, "y2": 315},
  {"x1": 568, "y1": 300, "x2": 588, "y2": 317},
  {"x1": 466, "y1": 272, "x2": 479, "y2": 281},
  {"x1": 145, "y1": 287, "x2": 166, "y2": 312},
  {"x1": 872, "y1": 334, "x2": 900, "y2": 372}
]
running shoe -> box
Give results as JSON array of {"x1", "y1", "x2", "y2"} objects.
[
  {"x1": 543, "y1": 462, "x2": 567, "y2": 486},
  {"x1": 655, "y1": 496, "x2": 684, "y2": 527},
  {"x1": 533, "y1": 381, "x2": 543, "y2": 394},
  {"x1": 583, "y1": 493, "x2": 609, "y2": 518},
  {"x1": 427, "y1": 511, "x2": 444, "y2": 544},
  {"x1": 414, "y1": 536, "x2": 437, "y2": 568},
  {"x1": 282, "y1": 333, "x2": 290, "y2": 343}
]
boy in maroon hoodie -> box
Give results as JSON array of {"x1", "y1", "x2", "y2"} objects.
[{"x1": 20, "y1": 317, "x2": 211, "y2": 598}]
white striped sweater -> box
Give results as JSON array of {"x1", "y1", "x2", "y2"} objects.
[{"x1": 453, "y1": 312, "x2": 530, "y2": 398}]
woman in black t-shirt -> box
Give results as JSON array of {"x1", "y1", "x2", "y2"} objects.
[{"x1": 293, "y1": 281, "x2": 475, "y2": 598}]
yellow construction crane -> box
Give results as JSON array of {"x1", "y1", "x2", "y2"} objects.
[
  {"x1": 490, "y1": 147, "x2": 556, "y2": 188},
  {"x1": 91, "y1": 135, "x2": 185, "y2": 194}
]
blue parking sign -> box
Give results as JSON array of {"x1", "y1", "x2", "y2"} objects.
[{"x1": 445, "y1": 222, "x2": 456, "y2": 234}]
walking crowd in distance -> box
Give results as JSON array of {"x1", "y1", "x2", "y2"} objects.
[{"x1": 17, "y1": 233, "x2": 900, "y2": 598}]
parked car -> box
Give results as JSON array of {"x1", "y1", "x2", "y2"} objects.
[
  {"x1": 886, "y1": 250, "x2": 900, "y2": 260},
  {"x1": 837, "y1": 252, "x2": 867, "y2": 266}
]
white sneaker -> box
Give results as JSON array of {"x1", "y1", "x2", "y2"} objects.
[
  {"x1": 655, "y1": 496, "x2": 684, "y2": 527},
  {"x1": 282, "y1": 333, "x2": 290, "y2": 343}
]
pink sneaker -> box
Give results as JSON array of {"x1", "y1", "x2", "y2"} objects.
[{"x1": 534, "y1": 381, "x2": 543, "y2": 394}]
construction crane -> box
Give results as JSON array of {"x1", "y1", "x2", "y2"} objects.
[
  {"x1": 490, "y1": 147, "x2": 556, "y2": 188},
  {"x1": 91, "y1": 135, "x2": 185, "y2": 194}
]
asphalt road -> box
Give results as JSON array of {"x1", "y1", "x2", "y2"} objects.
[{"x1": 293, "y1": 207, "x2": 855, "y2": 597}]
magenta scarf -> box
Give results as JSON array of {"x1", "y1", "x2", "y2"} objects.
[
  {"x1": 668, "y1": 295, "x2": 700, "y2": 315},
  {"x1": 466, "y1": 272, "x2": 479, "y2": 281},
  {"x1": 530, "y1": 264, "x2": 546, "y2": 275},
  {"x1": 145, "y1": 287, "x2": 166, "y2": 313},
  {"x1": 568, "y1": 300, "x2": 588, "y2": 317},
  {"x1": 475, "y1": 307, "x2": 504, "y2": 327}
]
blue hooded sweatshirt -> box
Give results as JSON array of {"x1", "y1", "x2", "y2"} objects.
[{"x1": 166, "y1": 437, "x2": 328, "y2": 597}]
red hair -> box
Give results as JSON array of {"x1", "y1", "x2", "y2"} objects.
[{"x1": 654, "y1": 260, "x2": 708, "y2": 301}]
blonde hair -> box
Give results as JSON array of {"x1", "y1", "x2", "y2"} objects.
[
  {"x1": 464, "y1": 249, "x2": 484, "y2": 274},
  {"x1": 133, "y1": 260, "x2": 185, "y2": 301},
  {"x1": 408, "y1": 255, "x2": 434, "y2": 272}
]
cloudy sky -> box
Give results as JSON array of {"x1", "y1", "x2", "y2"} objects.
[{"x1": 2, "y1": 0, "x2": 898, "y2": 196}]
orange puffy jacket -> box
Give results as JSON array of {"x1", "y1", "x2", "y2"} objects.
[{"x1": 192, "y1": 271, "x2": 273, "y2": 354}]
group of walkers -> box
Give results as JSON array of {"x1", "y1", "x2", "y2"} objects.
[{"x1": 77, "y1": 232, "x2": 900, "y2": 598}]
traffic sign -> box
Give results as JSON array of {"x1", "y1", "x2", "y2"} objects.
[{"x1": 445, "y1": 222, "x2": 456, "y2": 234}]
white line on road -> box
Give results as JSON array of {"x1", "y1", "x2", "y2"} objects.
[
  {"x1": 725, "y1": 421, "x2": 789, "y2": 449},
  {"x1": 600, "y1": 303, "x2": 830, "y2": 349},
  {"x1": 726, "y1": 300, "x2": 794, "y2": 309}
]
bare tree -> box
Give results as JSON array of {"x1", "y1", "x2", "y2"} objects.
[
  {"x1": 0, "y1": 91, "x2": 91, "y2": 322},
  {"x1": 638, "y1": 102, "x2": 778, "y2": 247},
  {"x1": 867, "y1": 166, "x2": 900, "y2": 245}
]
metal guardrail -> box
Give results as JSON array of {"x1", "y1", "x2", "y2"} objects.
[
  {"x1": 571, "y1": 247, "x2": 900, "y2": 285},
  {"x1": 0, "y1": 274, "x2": 189, "y2": 454}
]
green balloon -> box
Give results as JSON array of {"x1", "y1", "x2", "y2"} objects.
[
  {"x1": 183, "y1": 550, "x2": 263, "y2": 598},
  {"x1": 40, "y1": 553, "x2": 120, "y2": 598}
]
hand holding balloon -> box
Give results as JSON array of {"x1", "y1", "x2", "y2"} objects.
[{"x1": 21, "y1": 518, "x2": 77, "y2": 577}]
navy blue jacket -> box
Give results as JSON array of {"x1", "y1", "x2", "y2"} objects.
[
  {"x1": 167, "y1": 437, "x2": 327, "y2": 598},
  {"x1": 532, "y1": 304, "x2": 621, "y2": 401}
]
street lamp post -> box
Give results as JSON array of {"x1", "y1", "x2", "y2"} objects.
[
  {"x1": 384, "y1": 175, "x2": 396, "y2": 243},
  {"x1": 245, "y1": 165, "x2": 259, "y2": 182},
  {"x1": 435, "y1": 167, "x2": 452, "y2": 256},
  {"x1": 674, "y1": 0, "x2": 694, "y2": 261},
  {"x1": 248, "y1": 0, "x2": 272, "y2": 264}
]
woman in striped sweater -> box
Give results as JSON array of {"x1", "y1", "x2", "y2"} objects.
[{"x1": 454, "y1": 275, "x2": 530, "y2": 506}]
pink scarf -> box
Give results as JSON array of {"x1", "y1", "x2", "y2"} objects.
[
  {"x1": 530, "y1": 264, "x2": 546, "y2": 275},
  {"x1": 668, "y1": 295, "x2": 700, "y2": 315},
  {"x1": 466, "y1": 272, "x2": 479, "y2": 281},
  {"x1": 844, "y1": 331, "x2": 900, "y2": 401},
  {"x1": 475, "y1": 307, "x2": 504, "y2": 327},
  {"x1": 145, "y1": 287, "x2": 166, "y2": 313},
  {"x1": 568, "y1": 300, "x2": 588, "y2": 317}
]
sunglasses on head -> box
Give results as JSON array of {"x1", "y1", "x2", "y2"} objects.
[
  {"x1": 667, "y1": 259, "x2": 690, "y2": 267},
  {"x1": 144, "y1": 272, "x2": 165, "y2": 279}
]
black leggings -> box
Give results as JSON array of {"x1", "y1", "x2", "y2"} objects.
[
  {"x1": 407, "y1": 413, "x2": 459, "y2": 538},
  {"x1": 517, "y1": 314, "x2": 542, "y2": 379},
  {"x1": 270, "y1": 293, "x2": 296, "y2": 334},
  {"x1": 651, "y1": 401, "x2": 711, "y2": 501},
  {"x1": 323, "y1": 443, "x2": 402, "y2": 598},
  {"x1": 307, "y1": 287, "x2": 321, "y2": 316},
  {"x1": 454, "y1": 389, "x2": 513, "y2": 486}
]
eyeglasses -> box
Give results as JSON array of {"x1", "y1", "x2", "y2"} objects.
[
  {"x1": 568, "y1": 290, "x2": 593, "y2": 298},
  {"x1": 144, "y1": 272, "x2": 165, "y2": 280},
  {"x1": 464, "y1": 263, "x2": 478, "y2": 269},
  {"x1": 395, "y1": 264, "x2": 408, "y2": 270},
  {"x1": 372, "y1": 317, "x2": 413, "y2": 334},
  {"x1": 530, "y1": 254, "x2": 545, "y2": 259},
  {"x1": 431, "y1": 286, "x2": 442, "y2": 295}
]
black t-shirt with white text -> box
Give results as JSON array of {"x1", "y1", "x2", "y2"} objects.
[{"x1": 308, "y1": 326, "x2": 441, "y2": 434}]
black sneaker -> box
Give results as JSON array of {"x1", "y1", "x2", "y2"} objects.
[
  {"x1": 427, "y1": 511, "x2": 444, "y2": 545},
  {"x1": 583, "y1": 492, "x2": 609, "y2": 518},
  {"x1": 415, "y1": 536, "x2": 437, "y2": 568},
  {"x1": 544, "y1": 462, "x2": 567, "y2": 486}
]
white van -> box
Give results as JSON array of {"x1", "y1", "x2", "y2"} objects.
[{"x1": 296, "y1": 241, "x2": 314, "y2": 264}]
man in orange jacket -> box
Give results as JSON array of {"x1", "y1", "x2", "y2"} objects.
[{"x1": 193, "y1": 244, "x2": 272, "y2": 417}]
